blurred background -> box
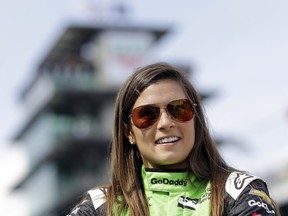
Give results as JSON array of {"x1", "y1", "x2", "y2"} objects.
[{"x1": 0, "y1": 0, "x2": 287, "y2": 215}]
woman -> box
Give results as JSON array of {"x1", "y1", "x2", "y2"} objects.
[{"x1": 68, "y1": 63, "x2": 280, "y2": 215}]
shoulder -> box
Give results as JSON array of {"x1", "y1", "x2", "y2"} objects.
[
  {"x1": 225, "y1": 171, "x2": 277, "y2": 215},
  {"x1": 67, "y1": 188, "x2": 106, "y2": 216},
  {"x1": 88, "y1": 188, "x2": 106, "y2": 210},
  {"x1": 225, "y1": 171, "x2": 261, "y2": 200}
]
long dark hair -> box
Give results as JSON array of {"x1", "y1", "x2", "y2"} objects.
[{"x1": 105, "y1": 62, "x2": 233, "y2": 215}]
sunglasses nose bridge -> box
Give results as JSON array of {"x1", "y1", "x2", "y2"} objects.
[
  {"x1": 157, "y1": 107, "x2": 174, "y2": 124},
  {"x1": 162, "y1": 107, "x2": 171, "y2": 117}
]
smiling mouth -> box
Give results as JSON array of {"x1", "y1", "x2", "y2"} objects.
[{"x1": 155, "y1": 136, "x2": 180, "y2": 144}]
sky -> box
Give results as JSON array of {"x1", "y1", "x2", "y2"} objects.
[{"x1": 0, "y1": 0, "x2": 288, "y2": 214}]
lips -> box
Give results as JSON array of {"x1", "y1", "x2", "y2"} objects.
[{"x1": 155, "y1": 136, "x2": 180, "y2": 144}]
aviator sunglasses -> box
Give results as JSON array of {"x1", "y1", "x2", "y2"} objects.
[{"x1": 130, "y1": 99, "x2": 196, "y2": 129}]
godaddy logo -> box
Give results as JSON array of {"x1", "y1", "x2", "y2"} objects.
[{"x1": 151, "y1": 178, "x2": 187, "y2": 186}]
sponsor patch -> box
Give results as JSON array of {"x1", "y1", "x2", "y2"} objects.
[
  {"x1": 199, "y1": 188, "x2": 211, "y2": 204},
  {"x1": 151, "y1": 178, "x2": 187, "y2": 186},
  {"x1": 249, "y1": 189, "x2": 273, "y2": 206},
  {"x1": 177, "y1": 196, "x2": 199, "y2": 210},
  {"x1": 234, "y1": 173, "x2": 254, "y2": 189},
  {"x1": 225, "y1": 172, "x2": 259, "y2": 200},
  {"x1": 252, "y1": 213, "x2": 262, "y2": 216},
  {"x1": 248, "y1": 200, "x2": 275, "y2": 214}
]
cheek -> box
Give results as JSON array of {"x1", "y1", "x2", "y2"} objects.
[
  {"x1": 184, "y1": 122, "x2": 196, "y2": 144},
  {"x1": 132, "y1": 127, "x2": 155, "y2": 144}
]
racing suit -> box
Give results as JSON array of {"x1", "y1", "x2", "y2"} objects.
[{"x1": 68, "y1": 166, "x2": 277, "y2": 215}]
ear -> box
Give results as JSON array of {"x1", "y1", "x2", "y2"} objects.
[
  {"x1": 128, "y1": 133, "x2": 136, "y2": 145},
  {"x1": 125, "y1": 126, "x2": 135, "y2": 145}
]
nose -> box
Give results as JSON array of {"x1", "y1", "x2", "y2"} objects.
[{"x1": 157, "y1": 109, "x2": 175, "y2": 129}]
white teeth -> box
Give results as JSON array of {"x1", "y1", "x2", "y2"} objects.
[{"x1": 156, "y1": 136, "x2": 180, "y2": 144}]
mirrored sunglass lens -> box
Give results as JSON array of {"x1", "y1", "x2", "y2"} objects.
[
  {"x1": 132, "y1": 105, "x2": 159, "y2": 128},
  {"x1": 167, "y1": 99, "x2": 193, "y2": 121}
]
